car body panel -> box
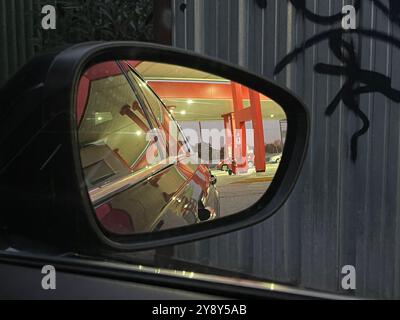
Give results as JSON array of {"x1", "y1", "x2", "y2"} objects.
[
  {"x1": 0, "y1": 252, "x2": 354, "y2": 300},
  {"x1": 93, "y1": 160, "x2": 219, "y2": 235}
]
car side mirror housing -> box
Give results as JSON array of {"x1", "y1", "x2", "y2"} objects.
[{"x1": 0, "y1": 42, "x2": 309, "y2": 253}]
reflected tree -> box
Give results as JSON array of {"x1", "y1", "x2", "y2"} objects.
[{"x1": 32, "y1": 0, "x2": 153, "y2": 52}]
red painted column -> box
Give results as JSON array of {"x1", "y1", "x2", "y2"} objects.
[
  {"x1": 231, "y1": 83, "x2": 248, "y2": 174},
  {"x1": 249, "y1": 90, "x2": 266, "y2": 172},
  {"x1": 120, "y1": 104, "x2": 150, "y2": 132},
  {"x1": 222, "y1": 113, "x2": 233, "y2": 161}
]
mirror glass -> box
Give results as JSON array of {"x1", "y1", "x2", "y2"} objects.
[{"x1": 77, "y1": 60, "x2": 287, "y2": 235}]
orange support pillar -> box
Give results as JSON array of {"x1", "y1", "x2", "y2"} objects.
[
  {"x1": 231, "y1": 83, "x2": 248, "y2": 174},
  {"x1": 249, "y1": 90, "x2": 266, "y2": 172},
  {"x1": 229, "y1": 82, "x2": 266, "y2": 173},
  {"x1": 222, "y1": 113, "x2": 234, "y2": 161}
]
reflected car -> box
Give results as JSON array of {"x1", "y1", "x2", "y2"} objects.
[
  {"x1": 266, "y1": 153, "x2": 282, "y2": 164},
  {"x1": 216, "y1": 153, "x2": 255, "y2": 173},
  {"x1": 78, "y1": 61, "x2": 220, "y2": 235},
  {"x1": 216, "y1": 159, "x2": 231, "y2": 172}
]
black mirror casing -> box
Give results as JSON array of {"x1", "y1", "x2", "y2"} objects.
[{"x1": 0, "y1": 42, "x2": 309, "y2": 254}]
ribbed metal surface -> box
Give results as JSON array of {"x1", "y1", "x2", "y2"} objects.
[
  {"x1": 0, "y1": 0, "x2": 37, "y2": 86},
  {"x1": 172, "y1": 0, "x2": 400, "y2": 299}
]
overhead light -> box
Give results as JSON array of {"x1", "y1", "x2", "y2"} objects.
[
  {"x1": 167, "y1": 106, "x2": 176, "y2": 114},
  {"x1": 135, "y1": 130, "x2": 143, "y2": 136},
  {"x1": 187, "y1": 99, "x2": 194, "y2": 105},
  {"x1": 94, "y1": 112, "x2": 113, "y2": 125},
  {"x1": 270, "y1": 114, "x2": 275, "y2": 118},
  {"x1": 180, "y1": 110, "x2": 187, "y2": 115}
]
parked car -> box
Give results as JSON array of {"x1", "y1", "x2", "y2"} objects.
[
  {"x1": 266, "y1": 153, "x2": 282, "y2": 164},
  {"x1": 216, "y1": 159, "x2": 232, "y2": 172},
  {"x1": 216, "y1": 153, "x2": 255, "y2": 173}
]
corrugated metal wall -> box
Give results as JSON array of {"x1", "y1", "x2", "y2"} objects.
[
  {"x1": 0, "y1": 0, "x2": 37, "y2": 87},
  {"x1": 172, "y1": 0, "x2": 400, "y2": 299}
]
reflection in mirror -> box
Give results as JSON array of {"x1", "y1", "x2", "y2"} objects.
[{"x1": 77, "y1": 60, "x2": 287, "y2": 236}]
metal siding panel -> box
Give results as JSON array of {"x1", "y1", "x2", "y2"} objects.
[
  {"x1": 193, "y1": 0, "x2": 204, "y2": 52},
  {"x1": 269, "y1": 0, "x2": 288, "y2": 282},
  {"x1": 256, "y1": 0, "x2": 280, "y2": 280},
  {"x1": 203, "y1": 0, "x2": 217, "y2": 57},
  {"x1": 307, "y1": 0, "x2": 333, "y2": 292},
  {"x1": 172, "y1": 0, "x2": 187, "y2": 49},
  {"x1": 228, "y1": 0, "x2": 239, "y2": 64},
  {"x1": 325, "y1": 0, "x2": 346, "y2": 293},
  {"x1": 247, "y1": 0, "x2": 263, "y2": 74},
  {"x1": 355, "y1": 0, "x2": 400, "y2": 299},
  {"x1": 185, "y1": 0, "x2": 196, "y2": 51},
  {"x1": 390, "y1": 9, "x2": 400, "y2": 299},
  {"x1": 24, "y1": 0, "x2": 34, "y2": 59},
  {"x1": 5, "y1": 0, "x2": 18, "y2": 76},
  {"x1": 0, "y1": 0, "x2": 9, "y2": 85},
  {"x1": 299, "y1": 0, "x2": 320, "y2": 289},
  {"x1": 262, "y1": 0, "x2": 277, "y2": 77},
  {"x1": 216, "y1": 0, "x2": 230, "y2": 61},
  {"x1": 15, "y1": 0, "x2": 27, "y2": 65},
  {"x1": 350, "y1": 0, "x2": 369, "y2": 297},
  {"x1": 365, "y1": 2, "x2": 386, "y2": 298},
  {"x1": 0, "y1": 0, "x2": 35, "y2": 87},
  {"x1": 281, "y1": 1, "x2": 307, "y2": 286},
  {"x1": 172, "y1": 0, "x2": 400, "y2": 298}
]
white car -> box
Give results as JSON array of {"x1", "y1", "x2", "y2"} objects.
[{"x1": 266, "y1": 153, "x2": 282, "y2": 164}]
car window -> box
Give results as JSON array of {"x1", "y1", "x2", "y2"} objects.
[
  {"x1": 124, "y1": 63, "x2": 191, "y2": 160},
  {"x1": 77, "y1": 61, "x2": 203, "y2": 236},
  {"x1": 78, "y1": 61, "x2": 165, "y2": 190},
  {"x1": 126, "y1": 63, "x2": 165, "y2": 125}
]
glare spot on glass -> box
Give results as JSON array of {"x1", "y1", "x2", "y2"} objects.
[{"x1": 264, "y1": 283, "x2": 275, "y2": 291}]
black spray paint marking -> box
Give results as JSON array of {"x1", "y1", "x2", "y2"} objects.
[{"x1": 272, "y1": 0, "x2": 400, "y2": 161}]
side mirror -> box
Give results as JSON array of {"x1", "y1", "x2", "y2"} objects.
[{"x1": 0, "y1": 42, "x2": 309, "y2": 253}]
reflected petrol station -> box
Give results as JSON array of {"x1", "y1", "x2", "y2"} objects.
[{"x1": 136, "y1": 62, "x2": 287, "y2": 216}]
